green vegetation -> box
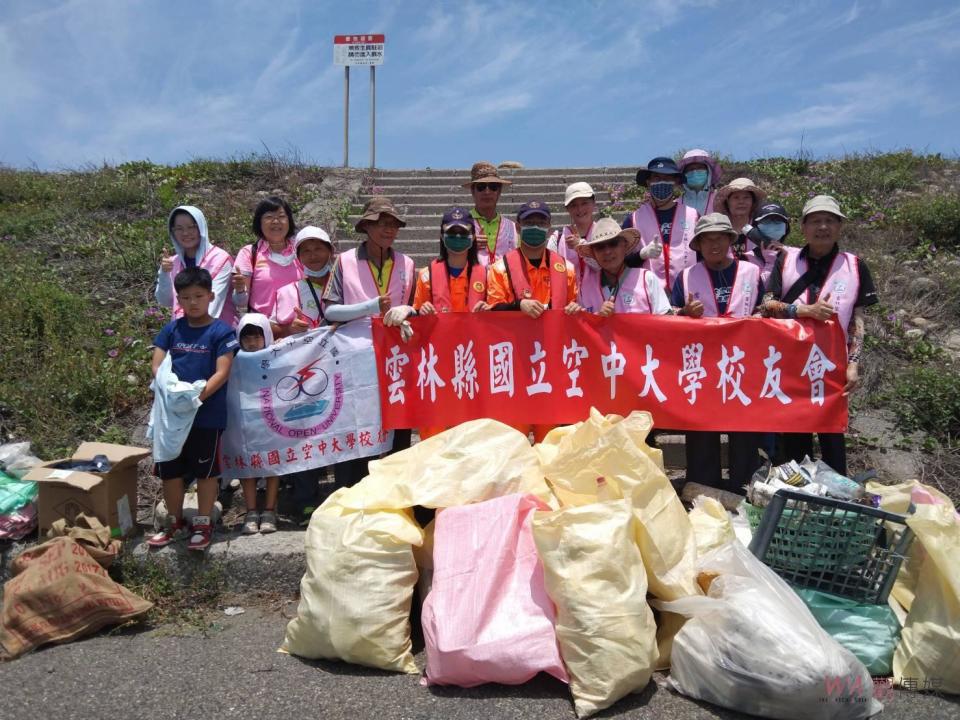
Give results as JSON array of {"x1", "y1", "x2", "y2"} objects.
[{"x1": 1, "y1": 151, "x2": 958, "y2": 494}]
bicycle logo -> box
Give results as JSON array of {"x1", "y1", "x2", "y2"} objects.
[{"x1": 275, "y1": 359, "x2": 330, "y2": 402}]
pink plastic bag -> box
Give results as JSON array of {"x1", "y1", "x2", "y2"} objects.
[{"x1": 422, "y1": 493, "x2": 569, "y2": 687}]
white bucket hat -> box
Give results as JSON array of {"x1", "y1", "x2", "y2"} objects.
[
  {"x1": 576, "y1": 217, "x2": 641, "y2": 259},
  {"x1": 564, "y1": 182, "x2": 595, "y2": 206},
  {"x1": 801, "y1": 195, "x2": 847, "y2": 222}
]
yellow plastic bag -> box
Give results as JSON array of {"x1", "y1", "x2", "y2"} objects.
[
  {"x1": 688, "y1": 496, "x2": 736, "y2": 558},
  {"x1": 282, "y1": 490, "x2": 423, "y2": 673},
  {"x1": 533, "y1": 500, "x2": 658, "y2": 718},
  {"x1": 893, "y1": 502, "x2": 960, "y2": 694},
  {"x1": 540, "y1": 409, "x2": 698, "y2": 600},
  {"x1": 335, "y1": 419, "x2": 552, "y2": 510}
]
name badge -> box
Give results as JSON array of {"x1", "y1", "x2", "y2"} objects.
[{"x1": 622, "y1": 293, "x2": 634, "y2": 305}]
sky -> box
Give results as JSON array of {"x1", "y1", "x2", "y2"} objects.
[{"x1": 2, "y1": 0, "x2": 959, "y2": 170}]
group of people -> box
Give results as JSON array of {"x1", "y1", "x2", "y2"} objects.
[{"x1": 148, "y1": 153, "x2": 877, "y2": 550}]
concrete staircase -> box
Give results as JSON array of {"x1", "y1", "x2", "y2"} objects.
[{"x1": 351, "y1": 166, "x2": 638, "y2": 267}]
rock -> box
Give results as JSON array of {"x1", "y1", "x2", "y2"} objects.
[
  {"x1": 865, "y1": 447, "x2": 921, "y2": 483},
  {"x1": 126, "y1": 374, "x2": 138, "y2": 384},
  {"x1": 851, "y1": 410, "x2": 900, "y2": 446},
  {"x1": 944, "y1": 329, "x2": 960, "y2": 352},
  {"x1": 909, "y1": 277, "x2": 938, "y2": 294},
  {"x1": 910, "y1": 317, "x2": 934, "y2": 329},
  {"x1": 905, "y1": 328, "x2": 926, "y2": 340},
  {"x1": 270, "y1": 188, "x2": 284, "y2": 196}
]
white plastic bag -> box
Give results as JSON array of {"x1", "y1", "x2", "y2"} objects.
[
  {"x1": 0, "y1": 442, "x2": 42, "y2": 479},
  {"x1": 146, "y1": 354, "x2": 205, "y2": 463},
  {"x1": 655, "y1": 542, "x2": 881, "y2": 720}
]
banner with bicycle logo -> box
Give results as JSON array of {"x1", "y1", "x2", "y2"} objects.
[{"x1": 221, "y1": 319, "x2": 392, "y2": 478}]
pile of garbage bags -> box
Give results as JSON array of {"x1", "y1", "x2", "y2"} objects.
[
  {"x1": 0, "y1": 442, "x2": 42, "y2": 541},
  {"x1": 281, "y1": 410, "x2": 899, "y2": 718}
]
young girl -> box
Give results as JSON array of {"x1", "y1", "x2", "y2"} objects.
[{"x1": 235, "y1": 314, "x2": 279, "y2": 534}]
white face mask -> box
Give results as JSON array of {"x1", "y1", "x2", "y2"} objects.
[{"x1": 304, "y1": 264, "x2": 332, "y2": 278}]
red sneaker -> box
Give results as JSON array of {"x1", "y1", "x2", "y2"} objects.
[
  {"x1": 148, "y1": 516, "x2": 186, "y2": 548},
  {"x1": 187, "y1": 515, "x2": 213, "y2": 551}
]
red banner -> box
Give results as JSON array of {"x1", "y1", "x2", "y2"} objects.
[{"x1": 371, "y1": 312, "x2": 848, "y2": 433}]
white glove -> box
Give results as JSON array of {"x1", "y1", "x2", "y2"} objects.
[
  {"x1": 399, "y1": 320, "x2": 414, "y2": 343},
  {"x1": 383, "y1": 305, "x2": 414, "y2": 327},
  {"x1": 639, "y1": 240, "x2": 663, "y2": 260}
]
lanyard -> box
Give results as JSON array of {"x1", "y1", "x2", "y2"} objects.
[{"x1": 304, "y1": 278, "x2": 325, "y2": 322}]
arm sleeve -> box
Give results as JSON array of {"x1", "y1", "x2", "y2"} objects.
[
  {"x1": 670, "y1": 274, "x2": 686, "y2": 308},
  {"x1": 215, "y1": 327, "x2": 239, "y2": 358},
  {"x1": 765, "y1": 251, "x2": 785, "y2": 299},
  {"x1": 753, "y1": 277, "x2": 766, "y2": 311},
  {"x1": 621, "y1": 212, "x2": 634, "y2": 230},
  {"x1": 413, "y1": 270, "x2": 431, "y2": 310},
  {"x1": 546, "y1": 230, "x2": 560, "y2": 253},
  {"x1": 323, "y1": 297, "x2": 382, "y2": 322},
  {"x1": 155, "y1": 267, "x2": 174, "y2": 307},
  {"x1": 153, "y1": 323, "x2": 172, "y2": 350},
  {"x1": 647, "y1": 273, "x2": 673, "y2": 315},
  {"x1": 209, "y1": 260, "x2": 233, "y2": 319},
  {"x1": 566, "y1": 267, "x2": 578, "y2": 304},
  {"x1": 855, "y1": 259, "x2": 879, "y2": 307}
]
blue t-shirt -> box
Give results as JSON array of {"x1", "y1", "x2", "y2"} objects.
[
  {"x1": 671, "y1": 261, "x2": 764, "y2": 316},
  {"x1": 153, "y1": 317, "x2": 238, "y2": 429}
]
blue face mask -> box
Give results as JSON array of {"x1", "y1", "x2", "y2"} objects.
[
  {"x1": 304, "y1": 264, "x2": 332, "y2": 278},
  {"x1": 520, "y1": 226, "x2": 549, "y2": 247},
  {"x1": 685, "y1": 169, "x2": 709, "y2": 190},
  {"x1": 649, "y1": 181, "x2": 675, "y2": 201},
  {"x1": 442, "y1": 233, "x2": 473, "y2": 253},
  {"x1": 758, "y1": 220, "x2": 787, "y2": 241}
]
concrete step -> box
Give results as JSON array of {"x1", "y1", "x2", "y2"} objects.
[
  {"x1": 373, "y1": 166, "x2": 637, "y2": 177},
  {"x1": 359, "y1": 189, "x2": 618, "y2": 202},
  {"x1": 371, "y1": 173, "x2": 636, "y2": 187},
  {"x1": 353, "y1": 200, "x2": 618, "y2": 216}
]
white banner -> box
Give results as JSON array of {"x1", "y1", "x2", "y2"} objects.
[{"x1": 221, "y1": 321, "x2": 392, "y2": 478}]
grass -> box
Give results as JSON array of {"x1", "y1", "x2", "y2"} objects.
[{"x1": 1, "y1": 150, "x2": 959, "y2": 498}]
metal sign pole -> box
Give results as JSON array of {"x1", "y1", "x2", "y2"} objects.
[
  {"x1": 370, "y1": 65, "x2": 376, "y2": 169},
  {"x1": 343, "y1": 66, "x2": 350, "y2": 167}
]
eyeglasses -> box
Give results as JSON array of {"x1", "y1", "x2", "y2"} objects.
[
  {"x1": 262, "y1": 213, "x2": 289, "y2": 224},
  {"x1": 473, "y1": 182, "x2": 502, "y2": 192}
]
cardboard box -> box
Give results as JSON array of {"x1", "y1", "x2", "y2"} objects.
[{"x1": 23, "y1": 442, "x2": 150, "y2": 537}]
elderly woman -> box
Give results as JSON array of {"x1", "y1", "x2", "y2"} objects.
[
  {"x1": 761, "y1": 195, "x2": 878, "y2": 475},
  {"x1": 232, "y1": 196, "x2": 302, "y2": 318},
  {"x1": 678, "y1": 149, "x2": 723, "y2": 216},
  {"x1": 714, "y1": 177, "x2": 781, "y2": 283}
]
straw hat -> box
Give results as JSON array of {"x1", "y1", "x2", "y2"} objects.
[
  {"x1": 714, "y1": 177, "x2": 767, "y2": 215},
  {"x1": 689, "y1": 213, "x2": 738, "y2": 253},
  {"x1": 354, "y1": 196, "x2": 406, "y2": 233},
  {"x1": 577, "y1": 217, "x2": 641, "y2": 260},
  {"x1": 461, "y1": 161, "x2": 514, "y2": 188}
]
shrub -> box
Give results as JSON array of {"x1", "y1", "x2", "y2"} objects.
[
  {"x1": 894, "y1": 194, "x2": 960, "y2": 251},
  {"x1": 891, "y1": 367, "x2": 960, "y2": 444}
]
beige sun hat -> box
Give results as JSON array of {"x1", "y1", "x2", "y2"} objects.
[
  {"x1": 577, "y1": 217, "x2": 641, "y2": 260},
  {"x1": 564, "y1": 181, "x2": 595, "y2": 206},
  {"x1": 354, "y1": 196, "x2": 407, "y2": 233},
  {"x1": 714, "y1": 177, "x2": 767, "y2": 215},
  {"x1": 689, "y1": 212, "x2": 738, "y2": 253},
  {"x1": 801, "y1": 195, "x2": 847, "y2": 221},
  {"x1": 461, "y1": 161, "x2": 514, "y2": 189}
]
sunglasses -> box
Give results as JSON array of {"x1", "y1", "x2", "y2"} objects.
[{"x1": 473, "y1": 182, "x2": 502, "y2": 192}]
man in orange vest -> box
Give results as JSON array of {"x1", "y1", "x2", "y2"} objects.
[
  {"x1": 486, "y1": 201, "x2": 580, "y2": 444},
  {"x1": 486, "y1": 201, "x2": 580, "y2": 316}
]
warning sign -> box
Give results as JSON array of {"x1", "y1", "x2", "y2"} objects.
[{"x1": 334, "y1": 34, "x2": 385, "y2": 66}]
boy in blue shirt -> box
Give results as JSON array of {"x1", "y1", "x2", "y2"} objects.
[{"x1": 148, "y1": 267, "x2": 238, "y2": 551}]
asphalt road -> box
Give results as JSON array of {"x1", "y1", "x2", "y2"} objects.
[{"x1": 1, "y1": 607, "x2": 956, "y2": 720}]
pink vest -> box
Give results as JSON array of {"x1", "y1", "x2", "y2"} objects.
[
  {"x1": 554, "y1": 224, "x2": 592, "y2": 283},
  {"x1": 578, "y1": 265, "x2": 655, "y2": 314},
  {"x1": 171, "y1": 246, "x2": 237, "y2": 327},
  {"x1": 683, "y1": 260, "x2": 760, "y2": 318},
  {"x1": 339, "y1": 247, "x2": 415, "y2": 308},
  {"x1": 474, "y1": 215, "x2": 517, "y2": 266},
  {"x1": 630, "y1": 201, "x2": 698, "y2": 290},
  {"x1": 781, "y1": 246, "x2": 860, "y2": 339},
  {"x1": 704, "y1": 191, "x2": 716, "y2": 215}
]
